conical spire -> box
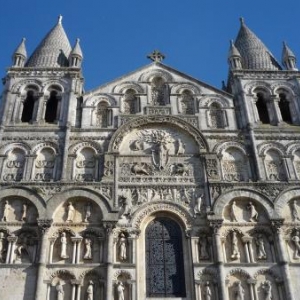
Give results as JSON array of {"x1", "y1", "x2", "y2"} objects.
[
  {"x1": 234, "y1": 18, "x2": 281, "y2": 70},
  {"x1": 282, "y1": 42, "x2": 297, "y2": 70},
  {"x1": 69, "y1": 38, "x2": 83, "y2": 68},
  {"x1": 12, "y1": 38, "x2": 27, "y2": 67},
  {"x1": 228, "y1": 40, "x2": 242, "y2": 70},
  {"x1": 26, "y1": 15, "x2": 72, "y2": 68},
  {"x1": 70, "y1": 38, "x2": 83, "y2": 58}
]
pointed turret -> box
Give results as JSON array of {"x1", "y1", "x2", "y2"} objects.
[
  {"x1": 228, "y1": 40, "x2": 242, "y2": 70},
  {"x1": 26, "y1": 15, "x2": 72, "y2": 68},
  {"x1": 69, "y1": 38, "x2": 83, "y2": 68},
  {"x1": 282, "y1": 42, "x2": 297, "y2": 71},
  {"x1": 234, "y1": 18, "x2": 281, "y2": 70},
  {"x1": 12, "y1": 38, "x2": 27, "y2": 67}
]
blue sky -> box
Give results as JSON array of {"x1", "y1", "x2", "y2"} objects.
[{"x1": 1, "y1": 0, "x2": 300, "y2": 91}]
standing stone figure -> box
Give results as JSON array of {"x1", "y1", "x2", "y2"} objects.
[
  {"x1": 60, "y1": 232, "x2": 68, "y2": 259},
  {"x1": 247, "y1": 201, "x2": 258, "y2": 222},
  {"x1": 118, "y1": 233, "x2": 127, "y2": 261},
  {"x1": 291, "y1": 200, "x2": 300, "y2": 221},
  {"x1": 176, "y1": 139, "x2": 185, "y2": 155},
  {"x1": 262, "y1": 280, "x2": 272, "y2": 300},
  {"x1": 56, "y1": 281, "x2": 64, "y2": 300},
  {"x1": 83, "y1": 238, "x2": 92, "y2": 259},
  {"x1": 199, "y1": 235, "x2": 209, "y2": 260},
  {"x1": 203, "y1": 281, "x2": 212, "y2": 300},
  {"x1": 231, "y1": 231, "x2": 240, "y2": 260},
  {"x1": 84, "y1": 202, "x2": 92, "y2": 222},
  {"x1": 292, "y1": 231, "x2": 300, "y2": 259},
  {"x1": 1, "y1": 200, "x2": 10, "y2": 222},
  {"x1": 233, "y1": 281, "x2": 244, "y2": 300},
  {"x1": 256, "y1": 234, "x2": 267, "y2": 259},
  {"x1": 194, "y1": 194, "x2": 203, "y2": 215},
  {"x1": 86, "y1": 280, "x2": 94, "y2": 300},
  {"x1": 66, "y1": 202, "x2": 75, "y2": 222},
  {"x1": 21, "y1": 203, "x2": 27, "y2": 221},
  {"x1": 117, "y1": 281, "x2": 125, "y2": 300},
  {"x1": 230, "y1": 201, "x2": 238, "y2": 222}
]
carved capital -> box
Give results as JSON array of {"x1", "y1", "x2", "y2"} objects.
[
  {"x1": 270, "y1": 218, "x2": 284, "y2": 233},
  {"x1": 208, "y1": 218, "x2": 223, "y2": 234},
  {"x1": 103, "y1": 222, "x2": 116, "y2": 234},
  {"x1": 37, "y1": 218, "x2": 53, "y2": 234}
]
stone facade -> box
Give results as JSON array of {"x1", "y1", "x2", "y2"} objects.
[{"x1": 0, "y1": 17, "x2": 300, "y2": 300}]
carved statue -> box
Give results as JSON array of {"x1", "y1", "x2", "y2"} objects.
[
  {"x1": 292, "y1": 231, "x2": 300, "y2": 259},
  {"x1": 230, "y1": 201, "x2": 238, "y2": 222},
  {"x1": 256, "y1": 234, "x2": 267, "y2": 259},
  {"x1": 66, "y1": 202, "x2": 75, "y2": 222},
  {"x1": 170, "y1": 163, "x2": 188, "y2": 176},
  {"x1": 116, "y1": 281, "x2": 125, "y2": 300},
  {"x1": 60, "y1": 232, "x2": 69, "y2": 259},
  {"x1": 21, "y1": 203, "x2": 27, "y2": 222},
  {"x1": 87, "y1": 280, "x2": 94, "y2": 300},
  {"x1": 176, "y1": 139, "x2": 185, "y2": 155},
  {"x1": 56, "y1": 281, "x2": 64, "y2": 300},
  {"x1": 118, "y1": 233, "x2": 127, "y2": 261},
  {"x1": 233, "y1": 281, "x2": 244, "y2": 300},
  {"x1": 0, "y1": 232, "x2": 5, "y2": 262},
  {"x1": 130, "y1": 139, "x2": 143, "y2": 151},
  {"x1": 203, "y1": 281, "x2": 212, "y2": 300},
  {"x1": 291, "y1": 200, "x2": 300, "y2": 221},
  {"x1": 131, "y1": 163, "x2": 150, "y2": 175},
  {"x1": 199, "y1": 235, "x2": 209, "y2": 260},
  {"x1": 84, "y1": 202, "x2": 92, "y2": 222},
  {"x1": 83, "y1": 238, "x2": 92, "y2": 259},
  {"x1": 1, "y1": 200, "x2": 10, "y2": 222},
  {"x1": 194, "y1": 194, "x2": 203, "y2": 215},
  {"x1": 247, "y1": 201, "x2": 258, "y2": 222},
  {"x1": 120, "y1": 194, "x2": 132, "y2": 218},
  {"x1": 231, "y1": 231, "x2": 240, "y2": 260},
  {"x1": 262, "y1": 280, "x2": 272, "y2": 300}
]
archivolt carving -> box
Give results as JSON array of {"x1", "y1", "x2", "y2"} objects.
[
  {"x1": 113, "y1": 270, "x2": 132, "y2": 280},
  {"x1": 81, "y1": 227, "x2": 104, "y2": 238},
  {"x1": 172, "y1": 83, "x2": 201, "y2": 95},
  {"x1": 197, "y1": 267, "x2": 219, "y2": 279},
  {"x1": 32, "y1": 142, "x2": 59, "y2": 155},
  {"x1": 275, "y1": 188, "x2": 300, "y2": 216},
  {"x1": 253, "y1": 268, "x2": 281, "y2": 281},
  {"x1": 139, "y1": 69, "x2": 173, "y2": 82},
  {"x1": 131, "y1": 201, "x2": 193, "y2": 230},
  {"x1": 52, "y1": 228, "x2": 77, "y2": 238},
  {"x1": 113, "y1": 81, "x2": 144, "y2": 94},
  {"x1": 244, "y1": 81, "x2": 272, "y2": 95},
  {"x1": 287, "y1": 143, "x2": 300, "y2": 156},
  {"x1": 226, "y1": 268, "x2": 252, "y2": 280},
  {"x1": 69, "y1": 141, "x2": 102, "y2": 155},
  {"x1": 258, "y1": 142, "x2": 286, "y2": 156},
  {"x1": 213, "y1": 141, "x2": 248, "y2": 156},
  {"x1": 11, "y1": 79, "x2": 42, "y2": 93},
  {"x1": 49, "y1": 269, "x2": 76, "y2": 281},
  {"x1": 272, "y1": 83, "x2": 296, "y2": 96},
  {"x1": 0, "y1": 142, "x2": 31, "y2": 155},
  {"x1": 108, "y1": 115, "x2": 208, "y2": 152},
  {"x1": 85, "y1": 94, "x2": 116, "y2": 107},
  {"x1": 41, "y1": 80, "x2": 67, "y2": 92},
  {"x1": 199, "y1": 95, "x2": 231, "y2": 108},
  {"x1": 79, "y1": 269, "x2": 102, "y2": 280}
]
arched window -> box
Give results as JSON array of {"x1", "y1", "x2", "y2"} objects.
[
  {"x1": 209, "y1": 102, "x2": 225, "y2": 128},
  {"x1": 146, "y1": 217, "x2": 186, "y2": 297},
  {"x1": 123, "y1": 89, "x2": 139, "y2": 114},
  {"x1": 151, "y1": 77, "x2": 167, "y2": 106},
  {"x1": 256, "y1": 93, "x2": 270, "y2": 124},
  {"x1": 293, "y1": 150, "x2": 300, "y2": 179},
  {"x1": 180, "y1": 90, "x2": 194, "y2": 114},
  {"x1": 265, "y1": 149, "x2": 286, "y2": 181},
  {"x1": 3, "y1": 148, "x2": 25, "y2": 181},
  {"x1": 45, "y1": 90, "x2": 60, "y2": 123},
  {"x1": 74, "y1": 147, "x2": 96, "y2": 181},
  {"x1": 34, "y1": 148, "x2": 55, "y2": 181},
  {"x1": 95, "y1": 102, "x2": 111, "y2": 127},
  {"x1": 21, "y1": 90, "x2": 36, "y2": 122},
  {"x1": 278, "y1": 93, "x2": 292, "y2": 123}
]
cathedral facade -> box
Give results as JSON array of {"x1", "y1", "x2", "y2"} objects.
[{"x1": 0, "y1": 16, "x2": 300, "y2": 300}]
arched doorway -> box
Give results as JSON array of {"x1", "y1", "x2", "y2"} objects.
[{"x1": 145, "y1": 217, "x2": 186, "y2": 297}]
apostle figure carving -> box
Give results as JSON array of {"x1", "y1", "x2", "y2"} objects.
[
  {"x1": 21, "y1": 203, "x2": 27, "y2": 222},
  {"x1": 84, "y1": 202, "x2": 92, "y2": 222},
  {"x1": 247, "y1": 201, "x2": 258, "y2": 222},
  {"x1": 176, "y1": 139, "x2": 185, "y2": 155},
  {"x1": 231, "y1": 231, "x2": 240, "y2": 260},
  {"x1": 233, "y1": 281, "x2": 244, "y2": 300},
  {"x1": 117, "y1": 281, "x2": 125, "y2": 300},
  {"x1": 60, "y1": 232, "x2": 69, "y2": 259},
  {"x1": 194, "y1": 193, "x2": 203, "y2": 215},
  {"x1": 120, "y1": 194, "x2": 132, "y2": 218},
  {"x1": 56, "y1": 281, "x2": 64, "y2": 300},
  {"x1": 203, "y1": 281, "x2": 212, "y2": 300},
  {"x1": 86, "y1": 280, "x2": 94, "y2": 300},
  {"x1": 1, "y1": 200, "x2": 10, "y2": 222},
  {"x1": 291, "y1": 200, "x2": 300, "y2": 222},
  {"x1": 262, "y1": 280, "x2": 272, "y2": 300},
  {"x1": 66, "y1": 202, "x2": 75, "y2": 222},
  {"x1": 83, "y1": 238, "x2": 92, "y2": 259},
  {"x1": 256, "y1": 234, "x2": 267, "y2": 260},
  {"x1": 199, "y1": 234, "x2": 209, "y2": 260},
  {"x1": 230, "y1": 201, "x2": 238, "y2": 222},
  {"x1": 118, "y1": 233, "x2": 127, "y2": 261},
  {"x1": 292, "y1": 231, "x2": 300, "y2": 259}
]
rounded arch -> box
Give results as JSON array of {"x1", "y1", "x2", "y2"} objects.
[
  {"x1": 46, "y1": 188, "x2": 111, "y2": 219},
  {"x1": 221, "y1": 227, "x2": 247, "y2": 238},
  {"x1": 272, "y1": 83, "x2": 296, "y2": 97},
  {"x1": 0, "y1": 186, "x2": 46, "y2": 217},
  {"x1": 197, "y1": 267, "x2": 219, "y2": 280},
  {"x1": 274, "y1": 187, "x2": 300, "y2": 217},
  {"x1": 245, "y1": 81, "x2": 272, "y2": 96},
  {"x1": 79, "y1": 269, "x2": 103, "y2": 281},
  {"x1": 258, "y1": 142, "x2": 286, "y2": 157},
  {"x1": 213, "y1": 189, "x2": 274, "y2": 219},
  {"x1": 42, "y1": 83, "x2": 64, "y2": 95},
  {"x1": 139, "y1": 69, "x2": 173, "y2": 82},
  {"x1": 32, "y1": 142, "x2": 59, "y2": 155},
  {"x1": 12, "y1": 79, "x2": 42, "y2": 94},
  {"x1": 108, "y1": 115, "x2": 208, "y2": 153},
  {"x1": 113, "y1": 82, "x2": 144, "y2": 94},
  {"x1": 69, "y1": 141, "x2": 102, "y2": 155},
  {"x1": 113, "y1": 270, "x2": 132, "y2": 281},
  {"x1": 172, "y1": 83, "x2": 202, "y2": 95},
  {"x1": 226, "y1": 268, "x2": 252, "y2": 280},
  {"x1": 84, "y1": 94, "x2": 116, "y2": 107},
  {"x1": 213, "y1": 141, "x2": 248, "y2": 157},
  {"x1": 253, "y1": 269, "x2": 281, "y2": 281},
  {"x1": 287, "y1": 143, "x2": 300, "y2": 156},
  {"x1": 49, "y1": 269, "x2": 76, "y2": 282},
  {"x1": 51, "y1": 227, "x2": 77, "y2": 238},
  {"x1": 199, "y1": 95, "x2": 231, "y2": 108},
  {"x1": 0, "y1": 142, "x2": 31, "y2": 156}
]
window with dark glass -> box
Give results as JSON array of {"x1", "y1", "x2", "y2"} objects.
[
  {"x1": 278, "y1": 93, "x2": 292, "y2": 123},
  {"x1": 146, "y1": 217, "x2": 186, "y2": 297},
  {"x1": 45, "y1": 91, "x2": 59, "y2": 123},
  {"x1": 256, "y1": 93, "x2": 270, "y2": 124},
  {"x1": 21, "y1": 91, "x2": 35, "y2": 122}
]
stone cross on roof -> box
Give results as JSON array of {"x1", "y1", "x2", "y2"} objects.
[{"x1": 147, "y1": 50, "x2": 165, "y2": 62}]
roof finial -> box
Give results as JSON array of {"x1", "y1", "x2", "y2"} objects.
[
  {"x1": 147, "y1": 50, "x2": 165, "y2": 62},
  {"x1": 58, "y1": 15, "x2": 63, "y2": 24},
  {"x1": 239, "y1": 17, "x2": 245, "y2": 25}
]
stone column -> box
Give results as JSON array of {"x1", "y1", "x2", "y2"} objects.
[
  {"x1": 76, "y1": 282, "x2": 81, "y2": 300},
  {"x1": 242, "y1": 237, "x2": 251, "y2": 263},
  {"x1": 209, "y1": 219, "x2": 226, "y2": 300},
  {"x1": 24, "y1": 154, "x2": 36, "y2": 181},
  {"x1": 247, "y1": 279, "x2": 257, "y2": 300},
  {"x1": 71, "y1": 237, "x2": 78, "y2": 264},
  {"x1": 70, "y1": 280, "x2": 77, "y2": 300},
  {"x1": 48, "y1": 237, "x2": 56, "y2": 264},
  {"x1": 61, "y1": 123, "x2": 71, "y2": 181},
  {"x1": 9, "y1": 236, "x2": 18, "y2": 263},
  {"x1": 271, "y1": 219, "x2": 295, "y2": 300},
  {"x1": 271, "y1": 95, "x2": 283, "y2": 125},
  {"x1": 35, "y1": 219, "x2": 53, "y2": 300},
  {"x1": 76, "y1": 238, "x2": 83, "y2": 264},
  {"x1": 195, "y1": 281, "x2": 201, "y2": 300}
]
